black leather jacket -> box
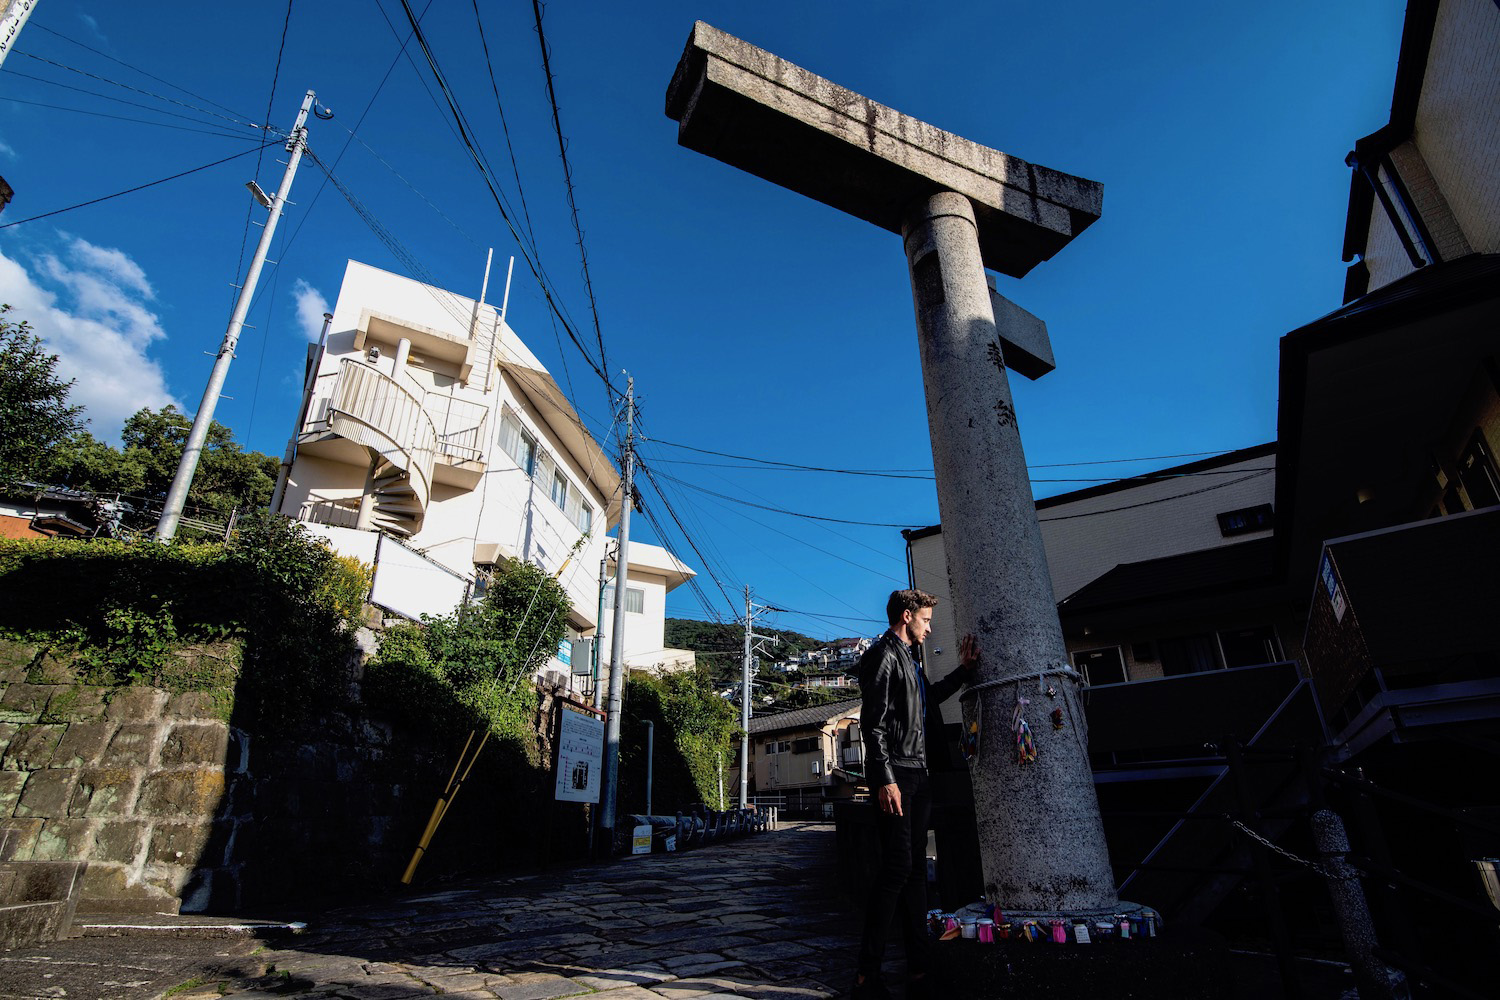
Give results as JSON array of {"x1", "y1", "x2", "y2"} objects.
[{"x1": 858, "y1": 630, "x2": 967, "y2": 787}]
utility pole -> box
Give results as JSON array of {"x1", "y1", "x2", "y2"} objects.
[
  {"x1": 598, "y1": 377, "x2": 634, "y2": 848},
  {"x1": 156, "y1": 89, "x2": 318, "y2": 542},
  {"x1": 0, "y1": 1, "x2": 40, "y2": 71},
  {"x1": 740, "y1": 588, "x2": 780, "y2": 809}
]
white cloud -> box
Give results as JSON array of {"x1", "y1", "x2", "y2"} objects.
[
  {"x1": 0, "y1": 236, "x2": 178, "y2": 441},
  {"x1": 292, "y1": 278, "x2": 330, "y2": 342},
  {"x1": 78, "y1": 13, "x2": 107, "y2": 45},
  {"x1": 0, "y1": 137, "x2": 16, "y2": 161}
]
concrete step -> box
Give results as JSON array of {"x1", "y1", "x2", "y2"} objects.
[{"x1": 72, "y1": 912, "x2": 308, "y2": 940}]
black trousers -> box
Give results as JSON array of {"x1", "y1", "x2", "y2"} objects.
[{"x1": 857, "y1": 765, "x2": 931, "y2": 979}]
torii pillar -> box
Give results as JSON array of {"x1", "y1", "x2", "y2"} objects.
[{"x1": 668, "y1": 22, "x2": 1119, "y2": 918}]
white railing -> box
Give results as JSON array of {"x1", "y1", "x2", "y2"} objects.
[
  {"x1": 426, "y1": 394, "x2": 489, "y2": 464},
  {"x1": 326, "y1": 359, "x2": 435, "y2": 510}
]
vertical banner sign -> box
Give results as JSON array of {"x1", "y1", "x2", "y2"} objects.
[
  {"x1": 1320, "y1": 552, "x2": 1347, "y2": 623},
  {"x1": 555, "y1": 702, "x2": 604, "y2": 803}
]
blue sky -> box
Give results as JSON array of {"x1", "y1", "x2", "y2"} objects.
[{"x1": 0, "y1": 1, "x2": 1405, "y2": 638}]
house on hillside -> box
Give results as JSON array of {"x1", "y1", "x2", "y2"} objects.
[
  {"x1": 273, "y1": 260, "x2": 696, "y2": 692},
  {"x1": 741, "y1": 699, "x2": 864, "y2": 815}
]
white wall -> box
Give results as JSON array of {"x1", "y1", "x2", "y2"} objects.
[{"x1": 910, "y1": 450, "x2": 1277, "y2": 722}]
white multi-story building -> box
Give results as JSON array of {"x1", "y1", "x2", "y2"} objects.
[{"x1": 274, "y1": 260, "x2": 695, "y2": 686}]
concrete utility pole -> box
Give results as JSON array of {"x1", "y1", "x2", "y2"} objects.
[
  {"x1": 157, "y1": 90, "x2": 318, "y2": 542},
  {"x1": 0, "y1": 0, "x2": 40, "y2": 71},
  {"x1": 599, "y1": 377, "x2": 634, "y2": 845},
  {"x1": 739, "y1": 588, "x2": 780, "y2": 809},
  {"x1": 667, "y1": 24, "x2": 1119, "y2": 917}
]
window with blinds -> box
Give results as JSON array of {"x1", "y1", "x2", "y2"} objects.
[{"x1": 498, "y1": 407, "x2": 595, "y2": 533}]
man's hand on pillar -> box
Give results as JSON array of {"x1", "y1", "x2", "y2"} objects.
[
  {"x1": 959, "y1": 633, "x2": 981, "y2": 676},
  {"x1": 877, "y1": 782, "x2": 903, "y2": 816}
]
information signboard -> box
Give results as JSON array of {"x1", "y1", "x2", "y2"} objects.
[{"x1": 555, "y1": 702, "x2": 603, "y2": 803}]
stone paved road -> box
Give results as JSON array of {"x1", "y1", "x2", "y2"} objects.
[{"x1": 0, "y1": 821, "x2": 862, "y2": 1000}]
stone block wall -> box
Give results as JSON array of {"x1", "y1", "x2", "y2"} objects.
[
  {"x1": 0, "y1": 679, "x2": 243, "y2": 913},
  {"x1": 0, "y1": 637, "x2": 583, "y2": 915}
]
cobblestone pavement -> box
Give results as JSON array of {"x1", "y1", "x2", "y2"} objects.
[{"x1": 0, "y1": 821, "x2": 862, "y2": 1000}]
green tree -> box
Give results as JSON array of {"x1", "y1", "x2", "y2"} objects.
[
  {"x1": 367, "y1": 559, "x2": 572, "y2": 752},
  {"x1": 0, "y1": 305, "x2": 84, "y2": 487},
  {"x1": 44, "y1": 405, "x2": 279, "y2": 521}
]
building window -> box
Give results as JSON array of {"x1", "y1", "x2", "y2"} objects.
[
  {"x1": 1217, "y1": 626, "x2": 1283, "y2": 668},
  {"x1": 498, "y1": 410, "x2": 538, "y2": 475},
  {"x1": 551, "y1": 469, "x2": 568, "y2": 509},
  {"x1": 1217, "y1": 504, "x2": 1274, "y2": 537},
  {"x1": 1074, "y1": 647, "x2": 1127, "y2": 686},
  {"x1": 1158, "y1": 633, "x2": 1220, "y2": 676},
  {"x1": 791, "y1": 737, "x2": 819, "y2": 755},
  {"x1": 1457, "y1": 431, "x2": 1500, "y2": 511},
  {"x1": 603, "y1": 584, "x2": 644, "y2": 614}
]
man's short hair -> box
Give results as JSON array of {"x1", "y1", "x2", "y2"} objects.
[{"x1": 886, "y1": 588, "x2": 938, "y2": 627}]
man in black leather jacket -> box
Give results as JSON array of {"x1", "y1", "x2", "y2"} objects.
[{"x1": 854, "y1": 589, "x2": 979, "y2": 999}]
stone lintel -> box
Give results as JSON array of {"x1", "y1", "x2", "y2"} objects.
[
  {"x1": 666, "y1": 21, "x2": 1102, "y2": 278},
  {"x1": 987, "y1": 278, "x2": 1055, "y2": 380}
]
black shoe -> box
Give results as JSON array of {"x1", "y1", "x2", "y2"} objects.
[{"x1": 852, "y1": 975, "x2": 893, "y2": 1000}]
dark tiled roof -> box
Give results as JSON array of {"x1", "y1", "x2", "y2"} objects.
[
  {"x1": 748, "y1": 698, "x2": 861, "y2": 736},
  {"x1": 1058, "y1": 536, "x2": 1275, "y2": 614}
]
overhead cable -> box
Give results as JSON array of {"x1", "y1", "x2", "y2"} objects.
[
  {"x1": 0, "y1": 140, "x2": 279, "y2": 230},
  {"x1": 12, "y1": 50, "x2": 267, "y2": 131},
  {"x1": 0, "y1": 96, "x2": 265, "y2": 140},
  {"x1": 394, "y1": 0, "x2": 620, "y2": 402},
  {"x1": 32, "y1": 22, "x2": 248, "y2": 118}
]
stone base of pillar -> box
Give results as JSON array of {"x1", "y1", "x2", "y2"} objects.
[{"x1": 930, "y1": 926, "x2": 1234, "y2": 999}]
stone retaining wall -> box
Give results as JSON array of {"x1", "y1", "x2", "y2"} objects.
[{"x1": 0, "y1": 682, "x2": 233, "y2": 913}]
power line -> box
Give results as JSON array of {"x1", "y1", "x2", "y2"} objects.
[
  {"x1": 1037, "y1": 470, "x2": 1273, "y2": 522},
  {"x1": 31, "y1": 22, "x2": 248, "y2": 118},
  {"x1": 649, "y1": 468, "x2": 921, "y2": 528},
  {"x1": 393, "y1": 0, "x2": 620, "y2": 403},
  {"x1": 531, "y1": 0, "x2": 610, "y2": 393},
  {"x1": 231, "y1": 0, "x2": 296, "y2": 313},
  {"x1": 646, "y1": 437, "x2": 1261, "y2": 477},
  {"x1": 11, "y1": 50, "x2": 266, "y2": 131},
  {"x1": 0, "y1": 141, "x2": 278, "y2": 230},
  {"x1": 649, "y1": 454, "x2": 1273, "y2": 483},
  {"x1": 2, "y1": 69, "x2": 266, "y2": 136},
  {"x1": 0, "y1": 96, "x2": 265, "y2": 140}
]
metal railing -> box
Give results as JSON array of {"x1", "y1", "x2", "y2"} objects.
[{"x1": 325, "y1": 359, "x2": 435, "y2": 511}]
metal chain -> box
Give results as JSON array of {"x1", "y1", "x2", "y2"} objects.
[{"x1": 1231, "y1": 820, "x2": 1363, "y2": 881}]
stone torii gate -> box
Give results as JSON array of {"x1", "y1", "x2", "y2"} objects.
[{"x1": 667, "y1": 22, "x2": 1121, "y2": 918}]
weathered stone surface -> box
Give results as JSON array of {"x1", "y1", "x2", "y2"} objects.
[
  {"x1": 92, "y1": 818, "x2": 147, "y2": 863},
  {"x1": 104, "y1": 687, "x2": 169, "y2": 721},
  {"x1": 148, "y1": 820, "x2": 214, "y2": 865},
  {"x1": 32, "y1": 818, "x2": 95, "y2": 860},
  {"x1": 0, "y1": 818, "x2": 43, "y2": 859},
  {"x1": 44, "y1": 686, "x2": 107, "y2": 722},
  {"x1": 15, "y1": 769, "x2": 78, "y2": 819},
  {"x1": 160, "y1": 723, "x2": 229, "y2": 767},
  {"x1": 69, "y1": 766, "x2": 140, "y2": 817},
  {"x1": 102, "y1": 722, "x2": 161, "y2": 765},
  {"x1": 0, "y1": 684, "x2": 58, "y2": 723},
  {"x1": 0, "y1": 638, "x2": 38, "y2": 674},
  {"x1": 137, "y1": 768, "x2": 226, "y2": 817},
  {"x1": 78, "y1": 861, "x2": 179, "y2": 911},
  {"x1": 0, "y1": 722, "x2": 15, "y2": 758},
  {"x1": 166, "y1": 690, "x2": 220, "y2": 719},
  {"x1": 51, "y1": 721, "x2": 114, "y2": 767},
  {"x1": 666, "y1": 21, "x2": 1102, "y2": 278},
  {"x1": 30, "y1": 649, "x2": 83, "y2": 685},
  {"x1": 4, "y1": 725, "x2": 65, "y2": 770},
  {"x1": 0, "y1": 770, "x2": 24, "y2": 814},
  {"x1": 903, "y1": 191, "x2": 1117, "y2": 912}
]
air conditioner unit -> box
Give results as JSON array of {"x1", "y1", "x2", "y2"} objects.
[{"x1": 811, "y1": 760, "x2": 822, "y2": 774}]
